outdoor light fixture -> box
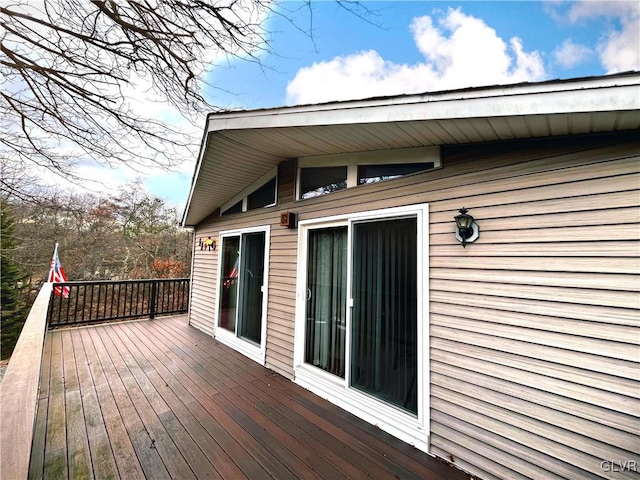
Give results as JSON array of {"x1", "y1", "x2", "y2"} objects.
[
  {"x1": 280, "y1": 211, "x2": 298, "y2": 228},
  {"x1": 454, "y1": 207, "x2": 479, "y2": 248}
]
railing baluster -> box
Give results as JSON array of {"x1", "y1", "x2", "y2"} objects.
[
  {"x1": 134, "y1": 282, "x2": 140, "y2": 317},
  {"x1": 177, "y1": 280, "x2": 182, "y2": 312},
  {"x1": 56, "y1": 289, "x2": 63, "y2": 326},
  {"x1": 140, "y1": 281, "x2": 145, "y2": 316},
  {"x1": 116, "y1": 282, "x2": 122, "y2": 320},
  {"x1": 141, "y1": 282, "x2": 147, "y2": 316},
  {"x1": 109, "y1": 283, "x2": 115, "y2": 319},
  {"x1": 96, "y1": 283, "x2": 103, "y2": 320},
  {"x1": 175, "y1": 280, "x2": 179, "y2": 312},
  {"x1": 183, "y1": 280, "x2": 187, "y2": 311},
  {"x1": 161, "y1": 281, "x2": 167, "y2": 312},
  {"x1": 127, "y1": 283, "x2": 133, "y2": 318},
  {"x1": 149, "y1": 281, "x2": 157, "y2": 319},
  {"x1": 82, "y1": 284, "x2": 87, "y2": 322},
  {"x1": 46, "y1": 278, "x2": 189, "y2": 329},
  {"x1": 62, "y1": 286, "x2": 69, "y2": 322},
  {"x1": 73, "y1": 284, "x2": 79, "y2": 323},
  {"x1": 89, "y1": 283, "x2": 95, "y2": 321}
]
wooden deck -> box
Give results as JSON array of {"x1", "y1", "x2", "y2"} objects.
[{"x1": 30, "y1": 315, "x2": 471, "y2": 480}]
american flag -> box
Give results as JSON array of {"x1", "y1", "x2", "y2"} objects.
[
  {"x1": 48, "y1": 243, "x2": 70, "y2": 298},
  {"x1": 224, "y1": 257, "x2": 239, "y2": 288}
]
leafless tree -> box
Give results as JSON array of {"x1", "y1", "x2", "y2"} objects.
[
  {"x1": 1, "y1": 1, "x2": 375, "y2": 202},
  {"x1": 8, "y1": 181, "x2": 192, "y2": 281},
  {"x1": 1, "y1": 0, "x2": 274, "y2": 189}
]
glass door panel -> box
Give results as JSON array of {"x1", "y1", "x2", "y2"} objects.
[
  {"x1": 304, "y1": 227, "x2": 347, "y2": 378},
  {"x1": 219, "y1": 236, "x2": 240, "y2": 332},
  {"x1": 351, "y1": 217, "x2": 418, "y2": 414},
  {"x1": 238, "y1": 232, "x2": 266, "y2": 344}
]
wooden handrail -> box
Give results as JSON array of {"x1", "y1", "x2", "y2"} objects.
[{"x1": 0, "y1": 283, "x2": 52, "y2": 480}]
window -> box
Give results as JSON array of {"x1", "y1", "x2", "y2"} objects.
[
  {"x1": 247, "y1": 177, "x2": 277, "y2": 210},
  {"x1": 221, "y1": 200, "x2": 243, "y2": 216},
  {"x1": 217, "y1": 226, "x2": 270, "y2": 363},
  {"x1": 358, "y1": 162, "x2": 435, "y2": 185},
  {"x1": 300, "y1": 166, "x2": 347, "y2": 199},
  {"x1": 297, "y1": 146, "x2": 440, "y2": 200},
  {"x1": 294, "y1": 205, "x2": 429, "y2": 451},
  {"x1": 221, "y1": 168, "x2": 277, "y2": 216}
]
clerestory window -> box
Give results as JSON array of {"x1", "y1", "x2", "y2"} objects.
[
  {"x1": 296, "y1": 146, "x2": 440, "y2": 200},
  {"x1": 221, "y1": 169, "x2": 277, "y2": 216}
]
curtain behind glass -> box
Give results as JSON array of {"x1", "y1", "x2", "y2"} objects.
[
  {"x1": 351, "y1": 217, "x2": 418, "y2": 414},
  {"x1": 305, "y1": 227, "x2": 347, "y2": 378},
  {"x1": 219, "y1": 236, "x2": 240, "y2": 332},
  {"x1": 238, "y1": 232, "x2": 265, "y2": 344}
]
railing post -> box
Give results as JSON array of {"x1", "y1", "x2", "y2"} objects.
[{"x1": 150, "y1": 280, "x2": 157, "y2": 319}]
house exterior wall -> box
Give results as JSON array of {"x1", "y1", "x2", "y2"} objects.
[{"x1": 189, "y1": 131, "x2": 639, "y2": 480}]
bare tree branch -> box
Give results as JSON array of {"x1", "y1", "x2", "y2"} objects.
[
  {"x1": 1, "y1": 0, "x2": 375, "y2": 202},
  {"x1": 0, "y1": 0, "x2": 275, "y2": 198}
]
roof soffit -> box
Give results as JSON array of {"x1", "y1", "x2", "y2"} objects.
[{"x1": 182, "y1": 74, "x2": 640, "y2": 226}]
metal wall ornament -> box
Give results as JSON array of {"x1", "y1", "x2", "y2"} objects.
[
  {"x1": 454, "y1": 207, "x2": 480, "y2": 248},
  {"x1": 198, "y1": 236, "x2": 217, "y2": 251}
]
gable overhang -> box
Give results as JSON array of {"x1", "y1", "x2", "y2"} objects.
[{"x1": 182, "y1": 72, "x2": 640, "y2": 227}]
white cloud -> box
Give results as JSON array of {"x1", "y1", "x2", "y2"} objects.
[
  {"x1": 565, "y1": 1, "x2": 637, "y2": 23},
  {"x1": 598, "y1": 14, "x2": 640, "y2": 72},
  {"x1": 554, "y1": 0, "x2": 640, "y2": 73},
  {"x1": 554, "y1": 40, "x2": 593, "y2": 69},
  {"x1": 284, "y1": 51, "x2": 437, "y2": 104},
  {"x1": 286, "y1": 8, "x2": 545, "y2": 105}
]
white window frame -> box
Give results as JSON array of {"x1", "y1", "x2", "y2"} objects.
[
  {"x1": 221, "y1": 167, "x2": 278, "y2": 215},
  {"x1": 296, "y1": 146, "x2": 441, "y2": 200},
  {"x1": 293, "y1": 204, "x2": 430, "y2": 453},
  {"x1": 215, "y1": 225, "x2": 270, "y2": 365}
]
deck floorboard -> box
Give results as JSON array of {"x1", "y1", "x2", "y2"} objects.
[{"x1": 31, "y1": 315, "x2": 472, "y2": 480}]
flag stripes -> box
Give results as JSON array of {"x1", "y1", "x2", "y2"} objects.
[{"x1": 48, "y1": 243, "x2": 70, "y2": 298}]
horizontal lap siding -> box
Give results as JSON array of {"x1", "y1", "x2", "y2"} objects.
[
  {"x1": 189, "y1": 160, "x2": 299, "y2": 378},
  {"x1": 429, "y1": 135, "x2": 640, "y2": 480},
  {"x1": 190, "y1": 132, "x2": 639, "y2": 479},
  {"x1": 189, "y1": 233, "x2": 217, "y2": 336}
]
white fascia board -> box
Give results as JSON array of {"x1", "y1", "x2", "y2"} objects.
[
  {"x1": 181, "y1": 124, "x2": 213, "y2": 227},
  {"x1": 205, "y1": 75, "x2": 640, "y2": 133}
]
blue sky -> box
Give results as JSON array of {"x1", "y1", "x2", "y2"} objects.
[
  {"x1": 203, "y1": 1, "x2": 637, "y2": 110},
  {"x1": 89, "y1": 1, "x2": 640, "y2": 208}
]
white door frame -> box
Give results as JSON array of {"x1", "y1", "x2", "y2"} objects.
[
  {"x1": 293, "y1": 204, "x2": 430, "y2": 452},
  {"x1": 215, "y1": 225, "x2": 270, "y2": 365}
]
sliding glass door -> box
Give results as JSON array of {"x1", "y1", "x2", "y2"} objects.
[
  {"x1": 237, "y1": 232, "x2": 266, "y2": 343},
  {"x1": 351, "y1": 218, "x2": 417, "y2": 414},
  {"x1": 219, "y1": 230, "x2": 267, "y2": 349},
  {"x1": 219, "y1": 236, "x2": 240, "y2": 332},
  {"x1": 305, "y1": 226, "x2": 347, "y2": 378},
  {"x1": 303, "y1": 216, "x2": 418, "y2": 415}
]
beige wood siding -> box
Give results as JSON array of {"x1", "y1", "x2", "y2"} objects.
[
  {"x1": 426, "y1": 134, "x2": 640, "y2": 480},
  {"x1": 189, "y1": 160, "x2": 299, "y2": 377},
  {"x1": 189, "y1": 131, "x2": 639, "y2": 479}
]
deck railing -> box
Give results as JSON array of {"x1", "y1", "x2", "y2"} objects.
[
  {"x1": 1, "y1": 279, "x2": 191, "y2": 479},
  {"x1": 0, "y1": 283, "x2": 52, "y2": 480},
  {"x1": 47, "y1": 278, "x2": 190, "y2": 328}
]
